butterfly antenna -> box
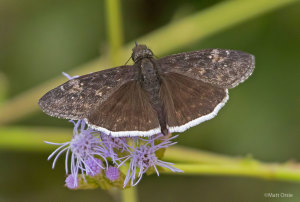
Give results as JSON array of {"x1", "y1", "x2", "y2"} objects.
[{"x1": 124, "y1": 56, "x2": 131, "y2": 65}]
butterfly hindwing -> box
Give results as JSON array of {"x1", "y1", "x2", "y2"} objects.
[
  {"x1": 86, "y1": 80, "x2": 161, "y2": 137},
  {"x1": 38, "y1": 65, "x2": 138, "y2": 120},
  {"x1": 158, "y1": 49, "x2": 255, "y2": 89},
  {"x1": 160, "y1": 72, "x2": 228, "y2": 133}
]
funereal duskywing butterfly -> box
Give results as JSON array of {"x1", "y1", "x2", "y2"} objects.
[{"x1": 39, "y1": 44, "x2": 255, "y2": 137}]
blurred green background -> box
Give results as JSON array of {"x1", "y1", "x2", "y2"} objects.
[{"x1": 0, "y1": 0, "x2": 300, "y2": 201}]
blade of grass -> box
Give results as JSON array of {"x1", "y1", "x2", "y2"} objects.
[{"x1": 0, "y1": 0, "x2": 297, "y2": 125}]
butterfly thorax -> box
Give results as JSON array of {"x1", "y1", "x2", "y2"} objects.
[
  {"x1": 132, "y1": 45, "x2": 161, "y2": 102},
  {"x1": 139, "y1": 58, "x2": 160, "y2": 95}
]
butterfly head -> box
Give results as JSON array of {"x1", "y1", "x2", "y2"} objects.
[{"x1": 131, "y1": 44, "x2": 153, "y2": 63}]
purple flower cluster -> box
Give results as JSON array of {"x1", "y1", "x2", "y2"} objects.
[
  {"x1": 122, "y1": 134, "x2": 183, "y2": 187},
  {"x1": 45, "y1": 120, "x2": 105, "y2": 188},
  {"x1": 105, "y1": 166, "x2": 120, "y2": 181},
  {"x1": 46, "y1": 120, "x2": 182, "y2": 189}
]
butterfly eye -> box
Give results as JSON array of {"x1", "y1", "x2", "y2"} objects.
[
  {"x1": 131, "y1": 52, "x2": 141, "y2": 63},
  {"x1": 146, "y1": 49, "x2": 153, "y2": 57}
]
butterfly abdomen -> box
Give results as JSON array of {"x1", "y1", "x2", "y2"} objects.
[{"x1": 138, "y1": 58, "x2": 167, "y2": 135}]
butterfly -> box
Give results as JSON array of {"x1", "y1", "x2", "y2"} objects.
[{"x1": 39, "y1": 44, "x2": 255, "y2": 137}]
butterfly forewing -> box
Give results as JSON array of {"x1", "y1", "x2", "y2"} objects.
[
  {"x1": 38, "y1": 65, "x2": 138, "y2": 120},
  {"x1": 38, "y1": 44, "x2": 255, "y2": 137},
  {"x1": 87, "y1": 80, "x2": 160, "y2": 137},
  {"x1": 158, "y1": 49, "x2": 255, "y2": 89},
  {"x1": 160, "y1": 72, "x2": 228, "y2": 133}
]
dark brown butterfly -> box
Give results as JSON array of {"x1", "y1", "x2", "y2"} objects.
[{"x1": 38, "y1": 44, "x2": 255, "y2": 137}]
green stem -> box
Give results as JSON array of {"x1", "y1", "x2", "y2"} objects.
[
  {"x1": 163, "y1": 146, "x2": 300, "y2": 183},
  {"x1": 0, "y1": 0, "x2": 297, "y2": 125},
  {"x1": 121, "y1": 187, "x2": 138, "y2": 202},
  {"x1": 164, "y1": 146, "x2": 239, "y2": 164},
  {"x1": 105, "y1": 0, "x2": 124, "y2": 65},
  {"x1": 164, "y1": 163, "x2": 300, "y2": 183}
]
